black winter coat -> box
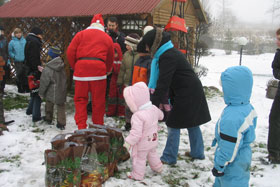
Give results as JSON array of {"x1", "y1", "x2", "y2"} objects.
[
  {"x1": 24, "y1": 34, "x2": 42, "y2": 79},
  {"x1": 151, "y1": 47, "x2": 211, "y2": 129},
  {"x1": 272, "y1": 49, "x2": 280, "y2": 95}
]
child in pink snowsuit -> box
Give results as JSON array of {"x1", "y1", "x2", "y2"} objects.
[{"x1": 123, "y1": 82, "x2": 164, "y2": 181}]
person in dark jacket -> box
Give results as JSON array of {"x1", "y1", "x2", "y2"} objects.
[
  {"x1": 0, "y1": 26, "x2": 10, "y2": 93},
  {"x1": 25, "y1": 27, "x2": 44, "y2": 123},
  {"x1": 267, "y1": 29, "x2": 280, "y2": 164},
  {"x1": 39, "y1": 47, "x2": 67, "y2": 130},
  {"x1": 132, "y1": 40, "x2": 152, "y2": 85},
  {"x1": 142, "y1": 28, "x2": 211, "y2": 164},
  {"x1": 8, "y1": 28, "x2": 27, "y2": 93},
  {"x1": 106, "y1": 17, "x2": 126, "y2": 53}
]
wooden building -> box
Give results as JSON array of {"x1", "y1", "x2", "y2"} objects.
[{"x1": 0, "y1": 0, "x2": 207, "y2": 82}]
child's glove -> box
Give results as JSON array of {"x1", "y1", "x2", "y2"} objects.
[
  {"x1": 123, "y1": 142, "x2": 131, "y2": 151},
  {"x1": 212, "y1": 167, "x2": 224, "y2": 177}
]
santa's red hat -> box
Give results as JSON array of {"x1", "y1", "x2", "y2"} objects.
[{"x1": 91, "y1": 14, "x2": 104, "y2": 26}]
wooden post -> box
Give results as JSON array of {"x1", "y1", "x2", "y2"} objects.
[
  {"x1": 63, "y1": 18, "x2": 72, "y2": 90},
  {"x1": 188, "y1": 27, "x2": 195, "y2": 67}
]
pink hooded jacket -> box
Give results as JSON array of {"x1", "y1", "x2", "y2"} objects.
[{"x1": 124, "y1": 82, "x2": 164, "y2": 151}]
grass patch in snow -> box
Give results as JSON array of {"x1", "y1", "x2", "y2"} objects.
[
  {"x1": 163, "y1": 175, "x2": 181, "y2": 186},
  {"x1": 3, "y1": 93, "x2": 29, "y2": 110},
  {"x1": 203, "y1": 86, "x2": 223, "y2": 99},
  {"x1": 0, "y1": 155, "x2": 21, "y2": 167}
]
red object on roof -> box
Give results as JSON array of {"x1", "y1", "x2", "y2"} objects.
[
  {"x1": 0, "y1": 0, "x2": 161, "y2": 18},
  {"x1": 165, "y1": 16, "x2": 188, "y2": 33}
]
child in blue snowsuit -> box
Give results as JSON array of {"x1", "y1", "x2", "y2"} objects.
[{"x1": 212, "y1": 66, "x2": 257, "y2": 187}]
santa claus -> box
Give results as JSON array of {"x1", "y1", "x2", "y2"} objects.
[{"x1": 67, "y1": 14, "x2": 114, "y2": 129}]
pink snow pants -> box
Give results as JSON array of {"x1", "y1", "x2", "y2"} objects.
[{"x1": 131, "y1": 148, "x2": 163, "y2": 180}]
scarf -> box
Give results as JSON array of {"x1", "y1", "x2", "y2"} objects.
[{"x1": 148, "y1": 41, "x2": 174, "y2": 89}]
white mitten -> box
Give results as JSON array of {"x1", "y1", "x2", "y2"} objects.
[{"x1": 123, "y1": 142, "x2": 131, "y2": 151}]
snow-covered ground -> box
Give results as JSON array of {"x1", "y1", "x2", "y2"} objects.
[{"x1": 0, "y1": 49, "x2": 279, "y2": 187}]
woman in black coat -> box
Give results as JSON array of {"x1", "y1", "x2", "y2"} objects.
[{"x1": 142, "y1": 28, "x2": 211, "y2": 164}]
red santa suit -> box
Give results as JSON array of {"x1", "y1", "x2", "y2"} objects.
[
  {"x1": 106, "y1": 43, "x2": 125, "y2": 117},
  {"x1": 67, "y1": 14, "x2": 114, "y2": 129}
]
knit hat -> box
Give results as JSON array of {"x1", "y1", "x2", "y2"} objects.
[
  {"x1": 91, "y1": 14, "x2": 105, "y2": 26},
  {"x1": 125, "y1": 33, "x2": 140, "y2": 50},
  {"x1": 0, "y1": 26, "x2": 4, "y2": 31},
  {"x1": 31, "y1": 27, "x2": 43, "y2": 35},
  {"x1": 48, "y1": 46, "x2": 62, "y2": 59},
  {"x1": 137, "y1": 39, "x2": 148, "y2": 53},
  {"x1": 143, "y1": 26, "x2": 154, "y2": 36}
]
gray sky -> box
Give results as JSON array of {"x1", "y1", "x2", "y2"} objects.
[{"x1": 208, "y1": 0, "x2": 274, "y2": 24}]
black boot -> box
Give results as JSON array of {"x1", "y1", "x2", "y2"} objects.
[
  {"x1": 125, "y1": 123, "x2": 131, "y2": 131},
  {"x1": 56, "y1": 123, "x2": 65, "y2": 130}
]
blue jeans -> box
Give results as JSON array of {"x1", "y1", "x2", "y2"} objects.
[
  {"x1": 26, "y1": 94, "x2": 42, "y2": 122},
  {"x1": 160, "y1": 126, "x2": 205, "y2": 164}
]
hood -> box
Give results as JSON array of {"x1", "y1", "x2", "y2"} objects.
[
  {"x1": 221, "y1": 66, "x2": 253, "y2": 106},
  {"x1": 114, "y1": 43, "x2": 123, "y2": 61},
  {"x1": 46, "y1": 57, "x2": 64, "y2": 71},
  {"x1": 123, "y1": 82, "x2": 151, "y2": 113},
  {"x1": 26, "y1": 33, "x2": 42, "y2": 47}
]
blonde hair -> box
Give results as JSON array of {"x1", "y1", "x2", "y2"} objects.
[{"x1": 14, "y1": 28, "x2": 22, "y2": 35}]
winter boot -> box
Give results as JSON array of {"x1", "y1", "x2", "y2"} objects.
[
  {"x1": 56, "y1": 123, "x2": 65, "y2": 130},
  {"x1": 42, "y1": 116, "x2": 52, "y2": 125}
]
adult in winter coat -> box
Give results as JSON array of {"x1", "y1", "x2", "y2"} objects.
[
  {"x1": 8, "y1": 28, "x2": 27, "y2": 93},
  {"x1": 123, "y1": 82, "x2": 163, "y2": 181},
  {"x1": 39, "y1": 47, "x2": 67, "y2": 130},
  {"x1": 267, "y1": 28, "x2": 280, "y2": 164},
  {"x1": 106, "y1": 16, "x2": 126, "y2": 53},
  {"x1": 0, "y1": 26, "x2": 10, "y2": 93},
  {"x1": 117, "y1": 33, "x2": 140, "y2": 131},
  {"x1": 212, "y1": 66, "x2": 257, "y2": 187},
  {"x1": 67, "y1": 14, "x2": 114, "y2": 130},
  {"x1": 25, "y1": 27, "x2": 44, "y2": 122},
  {"x1": 106, "y1": 43, "x2": 125, "y2": 117},
  {"x1": 142, "y1": 28, "x2": 211, "y2": 164}
]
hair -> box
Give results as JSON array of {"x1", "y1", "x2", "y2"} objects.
[
  {"x1": 14, "y1": 28, "x2": 22, "y2": 34},
  {"x1": 108, "y1": 17, "x2": 118, "y2": 24},
  {"x1": 277, "y1": 28, "x2": 280, "y2": 36}
]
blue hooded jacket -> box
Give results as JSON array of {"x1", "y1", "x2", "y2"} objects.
[
  {"x1": 8, "y1": 36, "x2": 26, "y2": 62},
  {"x1": 213, "y1": 66, "x2": 257, "y2": 187}
]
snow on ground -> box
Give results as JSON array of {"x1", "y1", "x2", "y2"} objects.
[{"x1": 0, "y1": 49, "x2": 279, "y2": 187}]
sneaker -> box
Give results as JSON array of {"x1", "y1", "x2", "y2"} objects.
[
  {"x1": 125, "y1": 123, "x2": 131, "y2": 131},
  {"x1": 185, "y1": 151, "x2": 205, "y2": 160},
  {"x1": 126, "y1": 172, "x2": 141, "y2": 181},
  {"x1": 56, "y1": 123, "x2": 65, "y2": 130},
  {"x1": 153, "y1": 165, "x2": 163, "y2": 173}
]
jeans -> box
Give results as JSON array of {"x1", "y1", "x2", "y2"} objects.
[
  {"x1": 268, "y1": 93, "x2": 280, "y2": 157},
  {"x1": 26, "y1": 94, "x2": 42, "y2": 122},
  {"x1": 160, "y1": 126, "x2": 205, "y2": 164}
]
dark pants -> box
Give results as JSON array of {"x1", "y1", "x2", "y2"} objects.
[
  {"x1": 45, "y1": 101, "x2": 66, "y2": 126},
  {"x1": 14, "y1": 62, "x2": 28, "y2": 92},
  {"x1": 268, "y1": 93, "x2": 280, "y2": 158},
  {"x1": 0, "y1": 91, "x2": 4, "y2": 124},
  {"x1": 26, "y1": 94, "x2": 42, "y2": 122}
]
